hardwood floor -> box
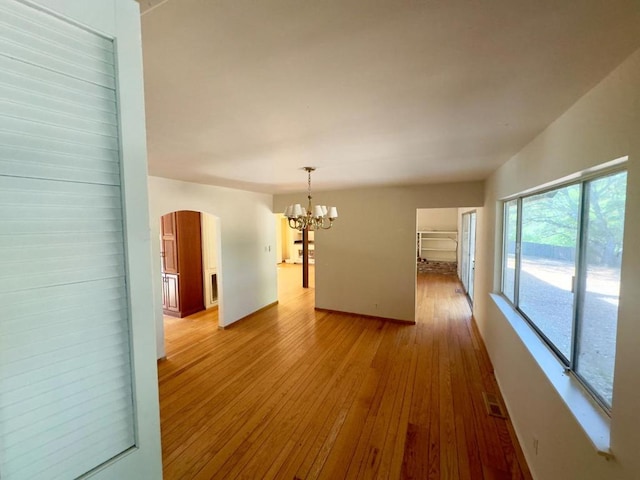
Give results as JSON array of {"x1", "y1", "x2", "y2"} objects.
[{"x1": 158, "y1": 264, "x2": 531, "y2": 479}]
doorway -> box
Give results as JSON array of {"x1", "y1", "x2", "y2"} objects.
[
  {"x1": 275, "y1": 213, "x2": 315, "y2": 293},
  {"x1": 460, "y1": 211, "x2": 477, "y2": 303},
  {"x1": 416, "y1": 208, "x2": 459, "y2": 275},
  {"x1": 159, "y1": 210, "x2": 221, "y2": 325}
]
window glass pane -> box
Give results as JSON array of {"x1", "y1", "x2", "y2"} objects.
[
  {"x1": 503, "y1": 200, "x2": 518, "y2": 302},
  {"x1": 518, "y1": 184, "x2": 580, "y2": 360},
  {"x1": 576, "y1": 171, "x2": 627, "y2": 407}
]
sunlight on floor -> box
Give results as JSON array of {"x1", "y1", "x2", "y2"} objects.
[{"x1": 277, "y1": 263, "x2": 314, "y2": 299}]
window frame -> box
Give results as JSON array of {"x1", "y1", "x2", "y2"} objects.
[
  {"x1": 501, "y1": 199, "x2": 519, "y2": 304},
  {"x1": 500, "y1": 166, "x2": 627, "y2": 413}
]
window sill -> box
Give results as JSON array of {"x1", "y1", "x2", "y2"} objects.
[{"x1": 490, "y1": 293, "x2": 613, "y2": 459}]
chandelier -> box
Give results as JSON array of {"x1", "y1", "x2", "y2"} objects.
[{"x1": 284, "y1": 167, "x2": 338, "y2": 231}]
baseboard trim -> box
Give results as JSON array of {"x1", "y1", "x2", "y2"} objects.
[
  {"x1": 314, "y1": 307, "x2": 416, "y2": 325},
  {"x1": 218, "y1": 301, "x2": 279, "y2": 330}
]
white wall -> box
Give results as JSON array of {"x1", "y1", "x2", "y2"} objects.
[
  {"x1": 201, "y1": 213, "x2": 220, "y2": 309},
  {"x1": 148, "y1": 177, "x2": 277, "y2": 358},
  {"x1": 274, "y1": 214, "x2": 295, "y2": 263},
  {"x1": 417, "y1": 208, "x2": 458, "y2": 262},
  {"x1": 274, "y1": 183, "x2": 484, "y2": 322},
  {"x1": 417, "y1": 208, "x2": 458, "y2": 231},
  {"x1": 274, "y1": 215, "x2": 283, "y2": 263},
  {"x1": 476, "y1": 48, "x2": 640, "y2": 479}
]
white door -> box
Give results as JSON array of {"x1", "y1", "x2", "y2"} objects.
[
  {"x1": 0, "y1": 1, "x2": 161, "y2": 479},
  {"x1": 468, "y1": 212, "x2": 477, "y2": 301},
  {"x1": 461, "y1": 214, "x2": 470, "y2": 291},
  {"x1": 461, "y1": 212, "x2": 477, "y2": 303}
]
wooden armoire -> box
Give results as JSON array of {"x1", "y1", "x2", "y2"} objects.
[{"x1": 160, "y1": 211, "x2": 205, "y2": 317}]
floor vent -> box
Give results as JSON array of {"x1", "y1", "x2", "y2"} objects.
[{"x1": 482, "y1": 392, "x2": 506, "y2": 418}]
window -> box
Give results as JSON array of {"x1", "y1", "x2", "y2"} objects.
[{"x1": 501, "y1": 170, "x2": 627, "y2": 409}]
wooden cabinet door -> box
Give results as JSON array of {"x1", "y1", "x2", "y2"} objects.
[
  {"x1": 160, "y1": 211, "x2": 204, "y2": 317},
  {"x1": 163, "y1": 273, "x2": 179, "y2": 313},
  {"x1": 161, "y1": 212, "x2": 176, "y2": 236},
  {"x1": 161, "y1": 212, "x2": 178, "y2": 273},
  {"x1": 174, "y1": 211, "x2": 204, "y2": 317}
]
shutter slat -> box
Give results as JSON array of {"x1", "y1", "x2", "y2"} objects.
[
  {"x1": 8, "y1": 415, "x2": 133, "y2": 479},
  {"x1": 2, "y1": 204, "x2": 123, "y2": 220},
  {"x1": 0, "y1": 159, "x2": 121, "y2": 185},
  {"x1": 0, "y1": 16, "x2": 114, "y2": 67},
  {"x1": 1, "y1": 258, "x2": 126, "y2": 292},
  {"x1": 1, "y1": 352, "x2": 130, "y2": 408},
  {"x1": 2, "y1": 319, "x2": 128, "y2": 378},
  {"x1": 0, "y1": 177, "x2": 122, "y2": 205},
  {"x1": 0, "y1": 116, "x2": 120, "y2": 151},
  {"x1": 0, "y1": 145, "x2": 120, "y2": 169},
  {"x1": 0, "y1": 56, "x2": 117, "y2": 110},
  {"x1": 2, "y1": 240, "x2": 124, "y2": 258},
  {"x1": 0, "y1": 130, "x2": 118, "y2": 162},
  {"x1": 0, "y1": 264, "x2": 126, "y2": 293},
  {"x1": 2, "y1": 380, "x2": 131, "y2": 438},
  {"x1": 1, "y1": 345, "x2": 130, "y2": 399},
  {"x1": 0, "y1": 234, "x2": 121, "y2": 253},
  {"x1": 2, "y1": 99, "x2": 119, "y2": 136},
  {"x1": 1, "y1": 302, "x2": 128, "y2": 346},
  {"x1": 2, "y1": 244, "x2": 124, "y2": 273},
  {"x1": 2, "y1": 302, "x2": 128, "y2": 345},
  {"x1": 0, "y1": 44, "x2": 115, "y2": 89},
  {"x1": 1, "y1": 218, "x2": 123, "y2": 234},
  {"x1": 0, "y1": 2, "x2": 113, "y2": 52},
  {"x1": 1, "y1": 83, "x2": 117, "y2": 124},
  {"x1": 2, "y1": 261, "x2": 125, "y2": 288},
  {"x1": 0, "y1": 359, "x2": 130, "y2": 419},
  {"x1": 6, "y1": 400, "x2": 132, "y2": 458},
  {"x1": 2, "y1": 255, "x2": 125, "y2": 279},
  {"x1": 32, "y1": 426, "x2": 134, "y2": 480},
  {"x1": 1, "y1": 330, "x2": 127, "y2": 380},
  {"x1": 2, "y1": 279, "x2": 124, "y2": 315}
]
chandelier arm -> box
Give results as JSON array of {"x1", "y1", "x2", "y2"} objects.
[{"x1": 320, "y1": 219, "x2": 332, "y2": 229}]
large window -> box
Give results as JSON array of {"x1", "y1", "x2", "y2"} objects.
[{"x1": 501, "y1": 170, "x2": 627, "y2": 409}]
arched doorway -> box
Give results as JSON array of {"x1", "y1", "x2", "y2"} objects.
[{"x1": 158, "y1": 210, "x2": 222, "y2": 351}]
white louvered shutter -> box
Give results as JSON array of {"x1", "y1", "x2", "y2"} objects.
[{"x1": 0, "y1": 1, "x2": 137, "y2": 479}]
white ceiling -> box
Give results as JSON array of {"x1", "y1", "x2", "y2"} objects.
[{"x1": 138, "y1": 0, "x2": 640, "y2": 194}]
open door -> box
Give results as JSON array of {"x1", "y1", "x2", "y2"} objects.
[{"x1": 461, "y1": 211, "x2": 477, "y2": 303}]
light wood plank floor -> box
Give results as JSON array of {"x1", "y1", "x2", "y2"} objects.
[{"x1": 158, "y1": 264, "x2": 531, "y2": 479}]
